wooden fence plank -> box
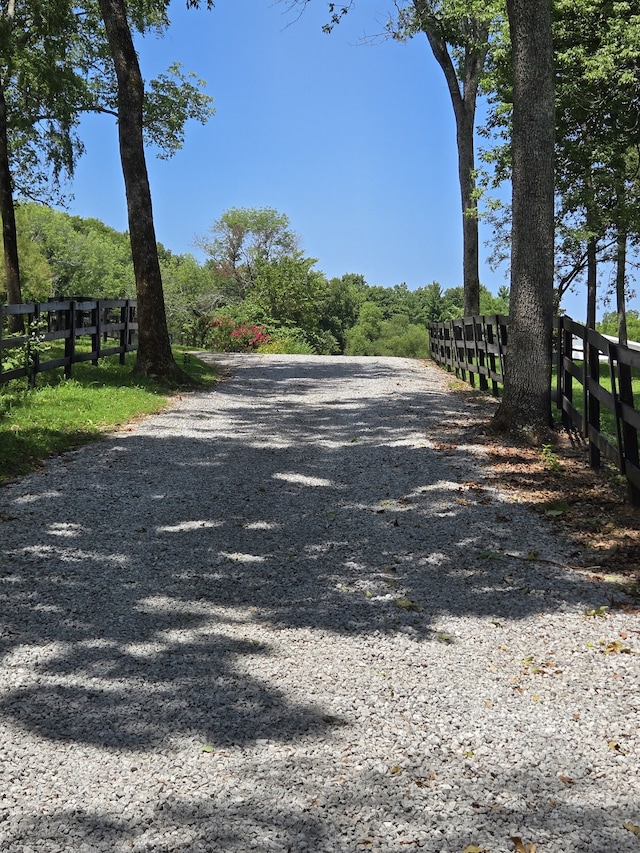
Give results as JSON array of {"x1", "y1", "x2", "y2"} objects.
[
  {"x1": 1, "y1": 299, "x2": 137, "y2": 386},
  {"x1": 430, "y1": 313, "x2": 640, "y2": 506}
]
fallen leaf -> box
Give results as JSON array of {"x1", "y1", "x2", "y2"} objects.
[
  {"x1": 584, "y1": 605, "x2": 609, "y2": 618},
  {"x1": 559, "y1": 774, "x2": 574, "y2": 785},
  {"x1": 484, "y1": 700, "x2": 493, "y2": 707},
  {"x1": 390, "y1": 765, "x2": 402, "y2": 774},
  {"x1": 394, "y1": 596, "x2": 422, "y2": 612},
  {"x1": 510, "y1": 837, "x2": 537, "y2": 853},
  {"x1": 608, "y1": 740, "x2": 630, "y2": 754},
  {"x1": 201, "y1": 744, "x2": 215, "y2": 753},
  {"x1": 624, "y1": 822, "x2": 640, "y2": 835},
  {"x1": 462, "y1": 846, "x2": 486, "y2": 853},
  {"x1": 601, "y1": 639, "x2": 632, "y2": 654}
]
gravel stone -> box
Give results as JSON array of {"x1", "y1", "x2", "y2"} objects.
[{"x1": 0, "y1": 353, "x2": 638, "y2": 852}]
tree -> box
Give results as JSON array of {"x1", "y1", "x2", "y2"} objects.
[
  {"x1": 484, "y1": 0, "x2": 640, "y2": 330},
  {"x1": 0, "y1": 0, "x2": 213, "y2": 375},
  {"x1": 393, "y1": 1, "x2": 504, "y2": 316},
  {"x1": 296, "y1": 0, "x2": 503, "y2": 316},
  {"x1": 250, "y1": 255, "x2": 335, "y2": 352},
  {"x1": 552, "y1": 0, "x2": 640, "y2": 333},
  {"x1": 0, "y1": 0, "x2": 93, "y2": 329},
  {"x1": 195, "y1": 207, "x2": 300, "y2": 303},
  {"x1": 598, "y1": 309, "x2": 640, "y2": 344},
  {"x1": 492, "y1": 0, "x2": 555, "y2": 437},
  {"x1": 158, "y1": 244, "x2": 220, "y2": 342},
  {"x1": 97, "y1": 0, "x2": 187, "y2": 380},
  {"x1": 5, "y1": 202, "x2": 137, "y2": 299},
  {"x1": 320, "y1": 273, "x2": 365, "y2": 352}
]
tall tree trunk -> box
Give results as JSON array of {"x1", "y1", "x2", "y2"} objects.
[
  {"x1": 615, "y1": 228, "x2": 628, "y2": 347},
  {"x1": 0, "y1": 76, "x2": 23, "y2": 333},
  {"x1": 419, "y1": 9, "x2": 486, "y2": 317},
  {"x1": 97, "y1": 0, "x2": 184, "y2": 381},
  {"x1": 493, "y1": 0, "x2": 555, "y2": 438},
  {"x1": 584, "y1": 172, "x2": 598, "y2": 330},
  {"x1": 586, "y1": 234, "x2": 597, "y2": 331},
  {"x1": 456, "y1": 98, "x2": 480, "y2": 317}
]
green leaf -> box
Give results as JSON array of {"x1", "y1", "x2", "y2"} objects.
[{"x1": 394, "y1": 596, "x2": 422, "y2": 612}]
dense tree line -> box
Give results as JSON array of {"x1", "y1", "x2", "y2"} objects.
[{"x1": 0, "y1": 203, "x2": 509, "y2": 358}]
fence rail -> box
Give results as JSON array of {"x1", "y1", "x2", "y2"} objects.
[
  {"x1": 1, "y1": 299, "x2": 138, "y2": 387},
  {"x1": 429, "y1": 314, "x2": 640, "y2": 506}
]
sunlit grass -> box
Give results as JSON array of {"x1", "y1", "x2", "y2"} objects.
[
  {"x1": 0, "y1": 348, "x2": 217, "y2": 484},
  {"x1": 554, "y1": 360, "x2": 640, "y2": 445}
]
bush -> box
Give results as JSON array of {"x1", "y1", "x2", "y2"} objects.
[
  {"x1": 258, "y1": 331, "x2": 315, "y2": 355},
  {"x1": 184, "y1": 314, "x2": 270, "y2": 352}
]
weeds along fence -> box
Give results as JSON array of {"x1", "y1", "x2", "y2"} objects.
[
  {"x1": 0, "y1": 299, "x2": 138, "y2": 388},
  {"x1": 429, "y1": 314, "x2": 640, "y2": 506}
]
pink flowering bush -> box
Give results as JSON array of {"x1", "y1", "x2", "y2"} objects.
[{"x1": 205, "y1": 315, "x2": 270, "y2": 352}]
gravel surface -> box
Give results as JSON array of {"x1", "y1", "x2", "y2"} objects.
[{"x1": 1, "y1": 353, "x2": 639, "y2": 853}]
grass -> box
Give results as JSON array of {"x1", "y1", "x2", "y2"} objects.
[
  {"x1": 441, "y1": 353, "x2": 640, "y2": 448},
  {"x1": 0, "y1": 347, "x2": 217, "y2": 484},
  {"x1": 554, "y1": 360, "x2": 640, "y2": 447}
]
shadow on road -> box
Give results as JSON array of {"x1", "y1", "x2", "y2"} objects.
[{"x1": 0, "y1": 356, "x2": 604, "y2": 752}]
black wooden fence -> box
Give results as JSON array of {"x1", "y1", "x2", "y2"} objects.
[
  {"x1": 429, "y1": 314, "x2": 640, "y2": 506},
  {"x1": 1, "y1": 299, "x2": 138, "y2": 387}
]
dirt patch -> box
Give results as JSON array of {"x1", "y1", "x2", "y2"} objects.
[{"x1": 436, "y1": 382, "x2": 640, "y2": 601}]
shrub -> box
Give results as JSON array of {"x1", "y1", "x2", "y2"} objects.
[
  {"x1": 185, "y1": 314, "x2": 270, "y2": 352},
  {"x1": 258, "y1": 331, "x2": 315, "y2": 355}
]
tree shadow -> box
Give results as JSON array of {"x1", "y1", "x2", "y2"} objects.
[{"x1": 0, "y1": 355, "x2": 620, "y2": 755}]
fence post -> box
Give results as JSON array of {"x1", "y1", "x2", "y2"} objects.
[
  {"x1": 618, "y1": 356, "x2": 640, "y2": 506},
  {"x1": 28, "y1": 303, "x2": 40, "y2": 388},
  {"x1": 498, "y1": 317, "x2": 508, "y2": 381},
  {"x1": 91, "y1": 302, "x2": 100, "y2": 366},
  {"x1": 119, "y1": 303, "x2": 127, "y2": 365},
  {"x1": 65, "y1": 301, "x2": 76, "y2": 378},
  {"x1": 559, "y1": 318, "x2": 569, "y2": 429},
  {"x1": 587, "y1": 330, "x2": 601, "y2": 468},
  {"x1": 476, "y1": 316, "x2": 488, "y2": 392},
  {"x1": 485, "y1": 317, "x2": 499, "y2": 395},
  {"x1": 454, "y1": 320, "x2": 465, "y2": 381}
]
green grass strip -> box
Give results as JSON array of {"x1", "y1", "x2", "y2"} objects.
[{"x1": 0, "y1": 348, "x2": 217, "y2": 484}]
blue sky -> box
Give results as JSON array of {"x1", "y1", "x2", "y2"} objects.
[{"x1": 67, "y1": 0, "x2": 618, "y2": 322}]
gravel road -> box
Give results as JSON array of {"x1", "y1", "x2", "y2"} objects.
[{"x1": 0, "y1": 353, "x2": 638, "y2": 853}]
